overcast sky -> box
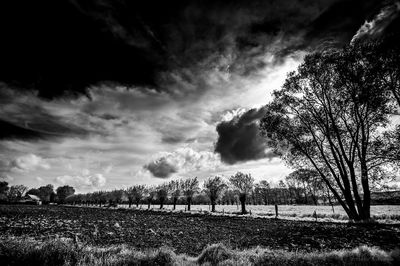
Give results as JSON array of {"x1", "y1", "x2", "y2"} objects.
[{"x1": 1, "y1": 0, "x2": 399, "y2": 192}]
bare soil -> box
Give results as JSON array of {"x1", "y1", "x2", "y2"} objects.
[{"x1": 0, "y1": 205, "x2": 399, "y2": 255}]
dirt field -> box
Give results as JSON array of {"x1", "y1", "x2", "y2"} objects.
[{"x1": 0, "y1": 205, "x2": 399, "y2": 256}]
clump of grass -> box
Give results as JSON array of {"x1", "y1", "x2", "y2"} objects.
[
  {"x1": 0, "y1": 238, "x2": 80, "y2": 266},
  {"x1": 197, "y1": 243, "x2": 233, "y2": 265},
  {"x1": 1, "y1": 237, "x2": 399, "y2": 265}
]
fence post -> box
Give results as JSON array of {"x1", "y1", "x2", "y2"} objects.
[{"x1": 275, "y1": 204, "x2": 278, "y2": 218}]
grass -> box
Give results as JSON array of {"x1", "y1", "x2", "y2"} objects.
[{"x1": 1, "y1": 237, "x2": 399, "y2": 266}]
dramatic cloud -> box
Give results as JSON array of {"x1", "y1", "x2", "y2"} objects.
[
  {"x1": 0, "y1": 0, "x2": 398, "y2": 191},
  {"x1": 0, "y1": 0, "x2": 388, "y2": 99},
  {"x1": 144, "y1": 148, "x2": 221, "y2": 178},
  {"x1": 215, "y1": 108, "x2": 277, "y2": 164}
]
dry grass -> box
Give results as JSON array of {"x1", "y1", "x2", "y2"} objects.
[{"x1": 1, "y1": 237, "x2": 399, "y2": 265}]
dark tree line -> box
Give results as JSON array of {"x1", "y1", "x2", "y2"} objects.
[{"x1": 0, "y1": 181, "x2": 75, "y2": 204}]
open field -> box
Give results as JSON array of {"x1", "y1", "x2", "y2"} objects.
[
  {"x1": 117, "y1": 204, "x2": 400, "y2": 222},
  {"x1": 1, "y1": 205, "x2": 399, "y2": 257}
]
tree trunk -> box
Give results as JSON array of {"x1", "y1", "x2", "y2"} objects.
[
  {"x1": 361, "y1": 162, "x2": 371, "y2": 220},
  {"x1": 173, "y1": 198, "x2": 177, "y2": 210},
  {"x1": 160, "y1": 200, "x2": 164, "y2": 209},
  {"x1": 211, "y1": 200, "x2": 216, "y2": 212},
  {"x1": 326, "y1": 186, "x2": 334, "y2": 213},
  {"x1": 239, "y1": 193, "x2": 246, "y2": 214},
  {"x1": 187, "y1": 197, "x2": 191, "y2": 211}
]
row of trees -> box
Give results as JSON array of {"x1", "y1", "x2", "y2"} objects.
[
  {"x1": 0, "y1": 181, "x2": 75, "y2": 204},
  {"x1": 65, "y1": 171, "x2": 334, "y2": 214},
  {"x1": 1, "y1": 169, "x2": 334, "y2": 212}
]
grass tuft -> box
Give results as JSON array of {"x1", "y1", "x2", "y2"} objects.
[
  {"x1": 0, "y1": 237, "x2": 399, "y2": 265},
  {"x1": 197, "y1": 243, "x2": 234, "y2": 265}
]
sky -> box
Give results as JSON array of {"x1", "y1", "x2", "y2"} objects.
[{"x1": 0, "y1": 0, "x2": 399, "y2": 193}]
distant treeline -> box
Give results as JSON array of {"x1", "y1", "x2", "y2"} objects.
[
  {"x1": 65, "y1": 172, "x2": 337, "y2": 214},
  {"x1": 2, "y1": 170, "x2": 398, "y2": 214}
]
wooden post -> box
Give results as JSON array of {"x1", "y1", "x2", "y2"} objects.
[{"x1": 275, "y1": 204, "x2": 278, "y2": 218}]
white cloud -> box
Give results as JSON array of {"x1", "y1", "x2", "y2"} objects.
[
  {"x1": 2, "y1": 174, "x2": 14, "y2": 182},
  {"x1": 144, "y1": 147, "x2": 221, "y2": 178},
  {"x1": 55, "y1": 173, "x2": 106, "y2": 189},
  {"x1": 10, "y1": 154, "x2": 50, "y2": 173}
]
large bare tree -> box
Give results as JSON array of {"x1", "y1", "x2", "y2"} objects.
[{"x1": 260, "y1": 41, "x2": 400, "y2": 221}]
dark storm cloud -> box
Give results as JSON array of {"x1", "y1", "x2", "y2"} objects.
[
  {"x1": 0, "y1": 0, "x2": 392, "y2": 99},
  {"x1": 215, "y1": 108, "x2": 277, "y2": 164},
  {"x1": 144, "y1": 157, "x2": 177, "y2": 178}
]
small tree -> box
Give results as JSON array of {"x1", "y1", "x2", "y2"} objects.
[
  {"x1": 127, "y1": 185, "x2": 146, "y2": 208},
  {"x1": 203, "y1": 176, "x2": 227, "y2": 212},
  {"x1": 256, "y1": 180, "x2": 271, "y2": 205},
  {"x1": 38, "y1": 184, "x2": 54, "y2": 204},
  {"x1": 286, "y1": 169, "x2": 324, "y2": 205},
  {"x1": 56, "y1": 185, "x2": 75, "y2": 204},
  {"x1": 229, "y1": 172, "x2": 254, "y2": 214},
  {"x1": 0, "y1": 181, "x2": 9, "y2": 202},
  {"x1": 156, "y1": 184, "x2": 169, "y2": 209},
  {"x1": 168, "y1": 180, "x2": 181, "y2": 210},
  {"x1": 145, "y1": 186, "x2": 156, "y2": 209},
  {"x1": 181, "y1": 177, "x2": 199, "y2": 211},
  {"x1": 7, "y1": 185, "x2": 28, "y2": 202}
]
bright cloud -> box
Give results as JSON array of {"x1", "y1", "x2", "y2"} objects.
[
  {"x1": 55, "y1": 173, "x2": 106, "y2": 189},
  {"x1": 10, "y1": 154, "x2": 50, "y2": 173}
]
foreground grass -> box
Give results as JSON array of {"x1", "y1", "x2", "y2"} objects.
[{"x1": 0, "y1": 238, "x2": 399, "y2": 266}]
